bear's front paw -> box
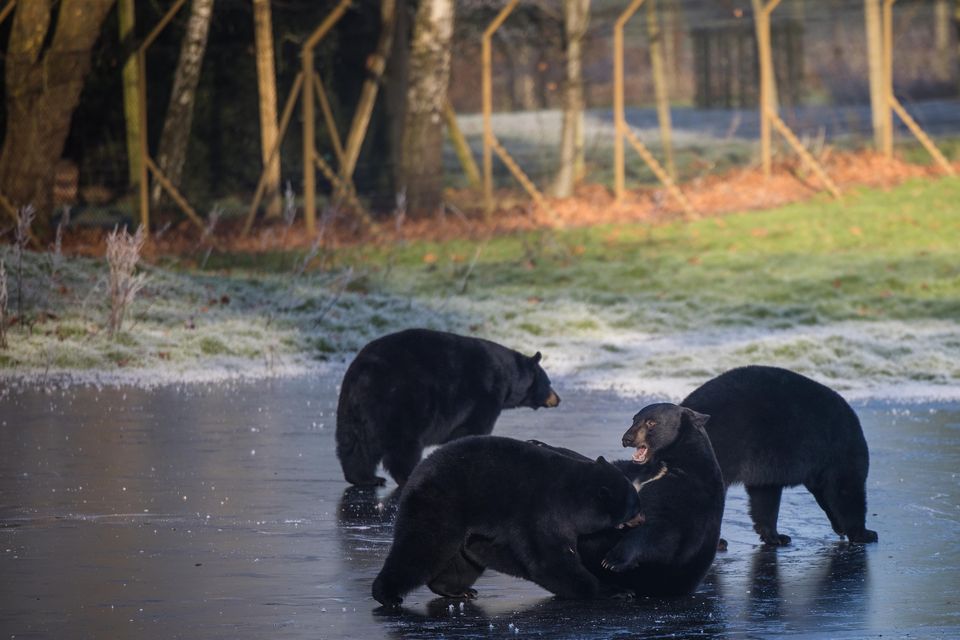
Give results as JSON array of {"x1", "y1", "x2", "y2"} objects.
[
  {"x1": 600, "y1": 550, "x2": 636, "y2": 573},
  {"x1": 847, "y1": 528, "x2": 878, "y2": 544}
]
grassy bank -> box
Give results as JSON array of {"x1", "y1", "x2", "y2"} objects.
[
  {"x1": 2, "y1": 177, "x2": 958, "y2": 395},
  {"x1": 339, "y1": 177, "x2": 960, "y2": 327}
]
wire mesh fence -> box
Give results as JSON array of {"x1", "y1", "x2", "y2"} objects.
[{"x1": 1, "y1": 0, "x2": 957, "y2": 233}]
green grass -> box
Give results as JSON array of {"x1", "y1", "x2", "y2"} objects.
[
  {"x1": 331, "y1": 177, "x2": 960, "y2": 334},
  {"x1": 899, "y1": 136, "x2": 960, "y2": 165}
]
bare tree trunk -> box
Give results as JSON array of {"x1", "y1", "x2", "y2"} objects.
[
  {"x1": 150, "y1": 0, "x2": 214, "y2": 209},
  {"x1": 252, "y1": 0, "x2": 281, "y2": 218},
  {"x1": 118, "y1": 0, "x2": 141, "y2": 188},
  {"x1": 0, "y1": 0, "x2": 115, "y2": 228},
  {"x1": 399, "y1": 0, "x2": 454, "y2": 217},
  {"x1": 515, "y1": 44, "x2": 539, "y2": 110},
  {"x1": 552, "y1": 0, "x2": 589, "y2": 198}
]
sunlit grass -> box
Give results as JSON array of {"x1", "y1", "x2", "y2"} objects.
[{"x1": 334, "y1": 177, "x2": 960, "y2": 332}]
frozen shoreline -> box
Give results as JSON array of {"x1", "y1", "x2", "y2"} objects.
[{"x1": 4, "y1": 330, "x2": 958, "y2": 405}]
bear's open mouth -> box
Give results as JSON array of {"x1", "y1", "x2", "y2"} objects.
[{"x1": 632, "y1": 444, "x2": 650, "y2": 464}]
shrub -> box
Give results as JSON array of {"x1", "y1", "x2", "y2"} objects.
[{"x1": 106, "y1": 225, "x2": 148, "y2": 337}]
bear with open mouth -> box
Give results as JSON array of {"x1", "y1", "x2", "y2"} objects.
[{"x1": 566, "y1": 403, "x2": 725, "y2": 597}]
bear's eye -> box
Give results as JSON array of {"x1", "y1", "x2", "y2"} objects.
[{"x1": 645, "y1": 419, "x2": 656, "y2": 428}]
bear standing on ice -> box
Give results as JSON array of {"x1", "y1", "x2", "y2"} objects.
[
  {"x1": 682, "y1": 365, "x2": 878, "y2": 546},
  {"x1": 371, "y1": 435, "x2": 643, "y2": 607},
  {"x1": 335, "y1": 329, "x2": 560, "y2": 487}
]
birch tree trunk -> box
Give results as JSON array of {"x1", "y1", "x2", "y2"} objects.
[
  {"x1": 551, "y1": 0, "x2": 589, "y2": 198},
  {"x1": 253, "y1": 0, "x2": 281, "y2": 218},
  {"x1": 0, "y1": 0, "x2": 115, "y2": 229},
  {"x1": 150, "y1": 0, "x2": 214, "y2": 209},
  {"x1": 398, "y1": 0, "x2": 454, "y2": 217}
]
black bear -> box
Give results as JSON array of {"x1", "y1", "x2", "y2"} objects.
[
  {"x1": 335, "y1": 329, "x2": 560, "y2": 487},
  {"x1": 681, "y1": 365, "x2": 878, "y2": 546},
  {"x1": 371, "y1": 435, "x2": 643, "y2": 607},
  {"x1": 539, "y1": 403, "x2": 725, "y2": 597}
]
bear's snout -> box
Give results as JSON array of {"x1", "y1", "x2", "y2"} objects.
[
  {"x1": 622, "y1": 430, "x2": 638, "y2": 448},
  {"x1": 543, "y1": 389, "x2": 561, "y2": 408}
]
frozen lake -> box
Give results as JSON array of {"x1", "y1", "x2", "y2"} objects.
[{"x1": 1, "y1": 374, "x2": 958, "y2": 638}]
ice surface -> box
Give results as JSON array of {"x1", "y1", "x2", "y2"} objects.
[{"x1": 1, "y1": 376, "x2": 958, "y2": 638}]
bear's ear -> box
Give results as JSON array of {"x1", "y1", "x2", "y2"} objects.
[
  {"x1": 531, "y1": 351, "x2": 542, "y2": 364},
  {"x1": 596, "y1": 455, "x2": 607, "y2": 464},
  {"x1": 681, "y1": 407, "x2": 710, "y2": 430}
]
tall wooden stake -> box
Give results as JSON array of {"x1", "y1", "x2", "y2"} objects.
[
  {"x1": 646, "y1": 0, "x2": 675, "y2": 180},
  {"x1": 754, "y1": 0, "x2": 782, "y2": 178},
  {"x1": 864, "y1": 0, "x2": 889, "y2": 153}
]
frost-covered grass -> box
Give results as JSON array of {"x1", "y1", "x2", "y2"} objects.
[
  {"x1": 332, "y1": 177, "x2": 960, "y2": 399},
  {"x1": 0, "y1": 247, "x2": 461, "y2": 387},
  {"x1": 2, "y1": 177, "x2": 958, "y2": 399}
]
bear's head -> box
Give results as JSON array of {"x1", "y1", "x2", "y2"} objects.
[
  {"x1": 581, "y1": 456, "x2": 644, "y2": 531},
  {"x1": 621, "y1": 403, "x2": 710, "y2": 465},
  {"x1": 513, "y1": 352, "x2": 560, "y2": 410}
]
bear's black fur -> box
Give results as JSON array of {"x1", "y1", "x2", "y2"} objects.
[
  {"x1": 549, "y1": 403, "x2": 726, "y2": 597},
  {"x1": 371, "y1": 435, "x2": 642, "y2": 607},
  {"x1": 682, "y1": 365, "x2": 878, "y2": 546},
  {"x1": 336, "y1": 329, "x2": 560, "y2": 487}
]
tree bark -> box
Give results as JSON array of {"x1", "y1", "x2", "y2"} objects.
[
  {"x1": 399, "y1": 0, "x2": 454, "y2": 217},
  {"x1": 551, "y1": 0, "x2": 589, "y2": 198},
  {"x1": 0, "y1": 0, "x2": 116, "y2": 228},
  {"x1": 252, "y1": 0, "x2": 281, "y2": 218},
  {"x1": 150, "y1": 0, "x2": 215, "y2": 209}
]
